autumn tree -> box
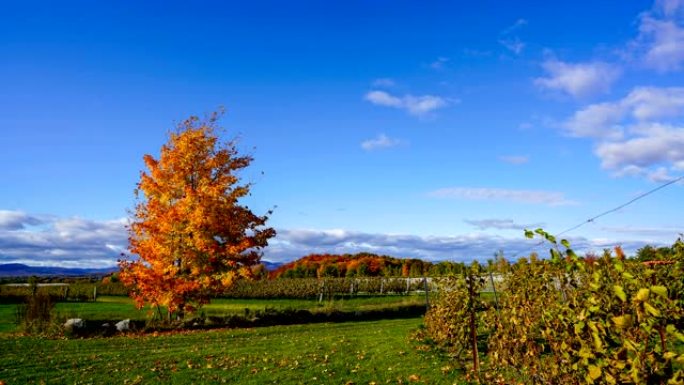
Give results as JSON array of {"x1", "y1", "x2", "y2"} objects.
[{"x1": 119, "y1": 111, "x2": 275, "y2": 318}]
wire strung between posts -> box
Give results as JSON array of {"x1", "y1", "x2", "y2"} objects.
[
  {"x1": 555, "y1": 175, "x2": 684, "y2": 237},
  {"x1": 510, "y1": 175, "x2": 684, "y2": 259}
]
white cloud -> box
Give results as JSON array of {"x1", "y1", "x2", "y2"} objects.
[
  {"x1": 499, "y1": 37, "x2": 525, "y2": 55},
  {"x1": 372, "y1": 78, "x2": 396, "y2": 88},
  {"x1": 564, "y1": 102, "x2": 626, "y2": 139},
  {"x1": 600, "y1": 224, "x2": 684, "y2": 237},
  {"x1": 464, "y1": 219, "x2": 545, "y2": 231},
  {"x1": 0, "y1": 211, "x2": 127, "y2": 267},
  {"x1": 656, "y1": 0, "x2": 684, "y2": 17},
  {"x1": 360, "y1": 134, "x2": 402, "y2": 151},
  {"x1": 270, "y1": 228, "x2": 538, "y2": 262},
  {"x1": 535, "y1": 60, "x2": 621, "y2": 99},
  {"x1": 502, "y1": 18, "x2": 528, "y2": 34},
  {"x1": 595, "y1": 124, "x2": 684, "y2": 173},
  {"x1": 266, "y1": 227, "x2": 660, "y2": 263},
  {"x1": 629, "y1": 0, "x2": 684, "y2": 72},
  {"x1": 499, "y1": 18, "x2": 528, "y2": 54},
  {"x1": 364, "y1": 90, "x2": 454, "y2": 116},
  {"x1": 638, "y1": 16, "x2": 684, "y2": 72},
  {"x1": 647, "y1": 166, "x2": 680, "y2": 182},
  {"x1": 623, "y1": 86, "x2": 684, "y2": 120},
  {"x1": 430, "y1": 57, "x2": 449, "y2": 70},
  {"x1": 564, "y1": 88, "x2": 684, "y2": 138},
  {"x1": 0, "y1": 210, "x2": 43, "y2": 230},
  {"x1": 403, "y1": 95, "x2": 451, "y2": 116},
  {"x1": 563, "y1": 86, "x2": 684, "y2": 178},
  {"x1": 427, "y1": 187, "x2": 576, "y2": 206},
  {"x1": 0, "y1": 210, "x2": 674, "y2": 266},
  {"x1": 365, "y1": 90, "x2": 403, "y2": 108},
  {"x1": 499, "y1": 155, "x2": 529, "y2": 165}
]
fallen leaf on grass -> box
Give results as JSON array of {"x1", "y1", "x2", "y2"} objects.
[{"x1": 408, "y1": 374, "x2": 420, "y2": 382}]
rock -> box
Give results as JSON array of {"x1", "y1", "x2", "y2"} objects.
[
  {"x1": 63, "y1": 318, "x2": 85, "y2": 332},
  {"x1": 115, "y1": 319, "x2": 131, "y2": 332},
  {"x1": 100, "y1": 322, "x2": 115, "y2": 337}
]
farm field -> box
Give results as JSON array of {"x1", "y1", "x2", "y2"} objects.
[
  {"x1": 0, "y1": 294, "x2": 431, "y2": 334},
  {"x1": 0, "y1": 317, "x2": 462, "y2": 385}
]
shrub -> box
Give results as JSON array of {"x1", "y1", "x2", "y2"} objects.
[
  {"x1": 422, "y1": 231, "x2": 684, "y2": 384},
  {"x1": 486, "y1": 230, "x2": 684, "y2": 384},
  {"x1": 424, "y1": 264, "x2": 487, "y2": 371},
  {"x1": 15, "y1": 292, "x2": 56, "y2": 335}
]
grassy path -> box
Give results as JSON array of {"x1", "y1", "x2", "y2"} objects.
[{"x1": 0, "y1": 317, "x2": 462, "y2": 384}]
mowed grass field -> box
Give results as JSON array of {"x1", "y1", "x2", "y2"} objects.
[
  {"x1": 0, "y1": 295, "x2": 429, "y2": 334},
  {"x1": 0, "y1": 317, "x2": 462, "y2": 385}
]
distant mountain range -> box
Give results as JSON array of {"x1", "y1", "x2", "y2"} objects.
[
  {"x1": 261, "y1": 260, "x2": 283, "y2": 271},
  {"x1": 0, "y1": 263, "x2": 118, "y2": 277},
  {"x1": 0, "y1": 260, "x2": 284, "y2": 277}
]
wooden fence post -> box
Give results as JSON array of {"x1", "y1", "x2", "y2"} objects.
[
  {"x1": 489, "y1": 271, "x2": 499, "y2": 315},
  {"x1": 467, "y1": 272, "x2": 479, "y2": 373},
  {"x1": 423, "y1": 277, "x2": 430, "y2": 308}
]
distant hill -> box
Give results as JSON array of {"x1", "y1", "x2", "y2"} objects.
[
  {"x1": 0, "y1": 263, "x2": 118, "y2": 277},
  {"x1": 260, "y1": 260, "x2": 283, "y2": 271},
  {"x1": 269, "y1": 253, "x2": 465, "y2": 279},
  {"x1": 0, "y1": 261, "x2": 282, "y2": 278}
]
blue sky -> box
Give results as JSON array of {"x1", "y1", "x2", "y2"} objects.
[{"x1": 1, "y1": 0, "x2": 683, "y2": 267}]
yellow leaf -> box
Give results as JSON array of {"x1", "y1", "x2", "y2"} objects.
[
  {"x1": 588, "y1": 365, "x2": 601, "y2": 381},
  {"x1": 650, "y1": 285, "x2": 667, "y2": 298},
  {"x1": 634, "y1": 288, "x2": 650, "y2": 302},
  {"x1": 613, "y1": 285, "x2": 626, "y2": 302},
  {"x1": 611, "y1": 315, "x2": 632, "y2": 329},
  {"x1": 643, "y1": 302, "x2": 661, "y2": 317},
  {"x1": 592, "y1": 332, "x2": 603, "y2": 351}
]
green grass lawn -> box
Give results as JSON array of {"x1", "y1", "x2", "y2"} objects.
[
  {"x1": 0, "y1": 317, "x2": 463, "y2": 384},
  {"x1": 0, "y1": 295, "x2": 429, "y2": 334},
  {"x1": 0, "y1": 304, "x2": 16, "y2": 333},
  {"x1": 204, "y1": 295, "x2": 428, "y2": 315},
  {"x1": 53, "y1": 295, "x2": 150, "y2": 321}
]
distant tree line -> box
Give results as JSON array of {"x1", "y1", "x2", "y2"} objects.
[
  {"x1": 634, "y1": 243, "x2": 679, "y2": 262},
  {"x1": 269, "y1": 252, "x2": 468, "y2": 279}
]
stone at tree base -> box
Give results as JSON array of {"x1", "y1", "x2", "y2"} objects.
[
  {"x1": 63, "y1": 318, "x2": 85, "y2": 332},
  {"x1": 115, "y1": 319, "x2": 131, "y2": 332}
]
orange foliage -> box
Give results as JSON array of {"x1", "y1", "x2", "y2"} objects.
[
  {"x1": 269, "y1": 252, "x2": 430, "y2": 278},
  {"x1": 401, "y1": 262, "x2": 410, "y2": 277},
  {"x1": 118, "y1": 112, "x2": 275, "y2": 315}
]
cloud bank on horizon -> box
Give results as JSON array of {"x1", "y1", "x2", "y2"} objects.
[{"x1": 0, "y1": 210, "x2": 678, "y2": 268}]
